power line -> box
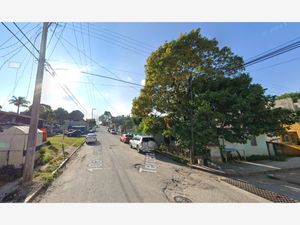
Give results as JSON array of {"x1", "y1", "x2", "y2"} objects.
[
  {"x1": 1, "y1": 22, "x2": 39, "y2": 60},
  {"x1": 245, "y1": 36, "x2": 300, "y2": 62},
  {"x1": 47, "y1": 22, "x2": 59, "y2": 48},
  {"x1": 59, "y1": 35, "x2": 140, "y2": 91},
  {"x1": 244, "y1": 41, "x2": 300, "y2": 67},
  {"x1": 13, "y1": 22, "x2": 40, "y2": 53},
  {"x1": 83, "y1": 23, "x2": 154, "y2": 52},
  {"x1": 72, "y1": 23, "x2": 83, "y2": 65},
  {"x1": 0, "y1": 23, "x2": 37, "y2": 51},
  {"x1": 0, "y1": 23, "x2": 30, "y2": 48},
  {"x1": 69, "y1": 24, "x2": 149, "y2": 57},
  {"x1": 90, "y1": 23, "x2": 155, "y2": 50},
  {"x1": 47, "y1": 23, "x2": 67, "y2": 60},
  {"x1": 247, "y1": 55, "x2": 300, "y2": 73},
  {"x1": 44, "y1": 62, "x2": 88, "y2": 114},
  {"x1": 80, "y1": 71, "x2": 143, "y2": 87},
  {"x1": 0, "y1": 26, "x2": 41, "y2": 71}
]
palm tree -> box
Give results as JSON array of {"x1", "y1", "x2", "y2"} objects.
[{"x1": 9, "y1": 96, "x2": 30, "y2": 114}]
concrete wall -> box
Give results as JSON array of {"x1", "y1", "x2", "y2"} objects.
[
  {"x1": 274, "y1": 98, "x2": 296, "y2": 111},
  {"x1": 223, "y1": 134, "x2": 270, "y2": 157}
]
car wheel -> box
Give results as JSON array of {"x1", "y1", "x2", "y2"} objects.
[{"x1": 130, "y1": 144, "x2": 133, "y2": 149}]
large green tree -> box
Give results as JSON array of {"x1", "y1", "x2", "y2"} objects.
[
  {"x1": 69, "y1": 110, "x2": 84, "y2": 121},
  {"x1": 132, "y1": 29, "x2": 296, "y2": 163},
  {"x1": 9, "y1": 96, "x2": 30, "y2": 114},
  {"x1": 22, "y1": 104, "x2": 55, "y2": 122},
  {"x1": 54, "y1": 107, "x2": 69, "y2": 124}
]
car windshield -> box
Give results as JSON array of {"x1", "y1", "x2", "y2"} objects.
[
  {"x1": 142, "y1": 137, "x2": 155, "y2": 142},
  {"x1": 126, "y1": 134, "x2": 133, "y2": 137}
]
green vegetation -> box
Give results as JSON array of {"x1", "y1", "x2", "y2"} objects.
[
  {"x1": 277, "y1": 92, "x2": 300, "y2": 103},
  {"x1": 132, "y1": 29, "x2": 297, "y2": 163},
  {"x1": 34, "y1": 135, "x2": 85, "y2": 183},
  {"x1": 245, "y1": 154, "x2": 287, "y2": 162}
]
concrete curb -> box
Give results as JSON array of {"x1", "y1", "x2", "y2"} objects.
[
  {"x1": 24, "y1": 141, "x2": 85, "y2": 203},
  {"x1": 187, "y1": 164, "x2": 227, "y2": 176},
  {"x1": 155, "y1": 151, "x2": 227, "y2": 176}
]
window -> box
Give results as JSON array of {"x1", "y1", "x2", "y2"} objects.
[{"x1": 250, "y1": 136, "x2": 257, "y2": 146}]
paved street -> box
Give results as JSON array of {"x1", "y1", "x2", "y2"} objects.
[{"x1": 36, "y1": 126, "x2": 268, "y2": 203}]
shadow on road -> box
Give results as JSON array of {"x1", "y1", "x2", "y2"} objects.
[{"x1": 86, "y1": 141, "x2": 101, "y2": 146}]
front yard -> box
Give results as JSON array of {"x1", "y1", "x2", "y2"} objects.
[{"x1": 34, "y1": 134, "x2": 85, "y2": 183}]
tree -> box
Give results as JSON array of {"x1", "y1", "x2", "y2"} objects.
[
  {"x1": 22, "y1": 104, "x2": 55, "y2": 122},
  {"x1": 9, "y1": 96, "x2": 30, "y2": 114},
  {"x1": 0, "y1": 105, "x2": 2, "y2": 110},
  {"x1": 99, "y1": 111, "x2": 112, "y2": 126},
  {"x1": 86, "y1": 119, "x2": 96, "y2": 128},
  {"x1": 69, "y1": 110, "x2": 84, "y2": 121},
  {"x1": 54, "y1": 107, "x2": 69, "y2": 124},
  {"x1": 132, "y1": 29, "x2": 297, "y2": 163}
]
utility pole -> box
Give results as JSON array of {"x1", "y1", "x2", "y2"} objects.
[
  {"x1": 22, "y1": 22, "x2": 49, "y2": 185},
  {"x1": 91, "y1": 108, "x2": 96, "y2": 119}
]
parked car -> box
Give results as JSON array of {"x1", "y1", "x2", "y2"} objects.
[
  {"x1": 89, "y1": 127, "x2": 96, "y2": 133},
  {"x1": 129, "y1": 135, "x2": 158, "y2": 153},
  {"x1": 120, "y1": 133, "x2": 133, "y2": 143},
  {"x1": 86, "y1": 133, "x2": 97, "y2": 144},
  {"x1": 67, "y1": 130, "x2": 82, "y2": 137},
  {"x1": 110, "y1": 129, "x2": 117, "y2": 135}
]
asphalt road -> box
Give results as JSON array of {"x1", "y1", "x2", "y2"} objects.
[{"x1": 37, "y1": 126, "x2": 268, "y2": 203}]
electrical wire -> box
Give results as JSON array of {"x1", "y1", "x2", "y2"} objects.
[
  {"x1": 13, "y1": 22, "x2": 40, "y2": 53},
  {"x1": 0, "y1": 23, "x2": 30, "y2": 48},
  {"x1": 82, "y1": 23, "x2": 153, "y2": 52},
  {"x1": 47, "y1": 23, "x2": 67, "y2": 60},
  {"x1": 89, "y1": 23, "x2": 155, "y2": 50},
  {"x1": 59, "y1": 35, "x2": 140, "y2": 91},
  {"x1": 80, "y1": 71, "x2": 143, "y2": 87},
  {"x1": 69, "y1": 24, "x2": 149, "y2": 57},
  {"x1": 1, "y1": 22, "x2": 39, "y2": 60},
  {"x1": 47, "y1": 22, "x2": 59, "y2": 48}
]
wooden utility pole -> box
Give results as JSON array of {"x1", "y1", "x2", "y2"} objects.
[{"x1": 22, "y1": 22, "x2": 49, "y2": 185}]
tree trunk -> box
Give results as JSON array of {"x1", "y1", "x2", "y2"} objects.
[{"x1": 17, "y1": 105, "x2": 20, "y2": 114}]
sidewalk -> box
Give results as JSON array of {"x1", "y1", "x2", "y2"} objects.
[{"x1": 219, "y1": 157, "x2": 300, "y2": 177}]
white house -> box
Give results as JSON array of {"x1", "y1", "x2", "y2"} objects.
[
  {"x1": 209, "y1": 134, "x2": 277, "y2": 162},
  {"x1": 0, "y1": 125, "x2": 43, "y2": 168}
]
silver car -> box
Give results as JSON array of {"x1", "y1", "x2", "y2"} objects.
[{"x1": 129, "y1": 135, "x2": 157, "y2": 153}]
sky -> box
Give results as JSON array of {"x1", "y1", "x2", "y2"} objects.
[{"x1": 0, "y1": 22, "x2": 300, "y2": 119}]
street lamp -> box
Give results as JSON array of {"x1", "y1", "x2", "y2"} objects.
[{"x1": 91, "y1": 108, "x2": 96, "y2": 119}]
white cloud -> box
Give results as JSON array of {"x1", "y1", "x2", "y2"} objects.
[{"x1": 141, "y1": 79, "x2": 145, "y2": 86}]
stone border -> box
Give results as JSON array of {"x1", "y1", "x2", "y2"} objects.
[{"x1": 24, "y1": 141, "x2": 85, "y2": 203}]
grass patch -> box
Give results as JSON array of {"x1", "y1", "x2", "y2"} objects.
[
  {"x1": 156, "y1": 145, "x2": 190, "y2": 164},
  {"x1": 34, "y1": 134, "x2": 84, "y2": 183},
  {"x1": 245, "y1": 154, "x2": 288, "y2": 162}
]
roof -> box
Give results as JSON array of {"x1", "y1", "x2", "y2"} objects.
[{"x1": 0, "y1": 110, "x2": 45, "y2": 121}]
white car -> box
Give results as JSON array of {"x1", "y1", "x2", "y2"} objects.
[
  {"x1": 129, "y1": 135, "x2": 158, "y2": 153},
  {"x1": 86, "y1": 133, "x2": 97, "y2": 144}
]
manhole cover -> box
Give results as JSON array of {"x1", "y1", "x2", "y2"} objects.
[{"x1": 174, "y1": 196, "x2": 192, "y2": 203}]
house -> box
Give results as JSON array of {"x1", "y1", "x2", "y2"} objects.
[
  {"x1": 208, "y1": 134, "x2": 277, "y2": 163},
  {"x1": 0, "y1": 111, "x2": 45, "y2": 128},
  {"x1": 0, "y1": 125, "x2": 44, "y2": 168}
]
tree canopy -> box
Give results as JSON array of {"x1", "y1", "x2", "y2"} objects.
[
  {"x1": 9, "y1": 96, "x2": 30, "y2": 114},
  {"x1": 132, "y1": 29, "x2": 297, "y2": 161},
  {"x1": 68, "y1": 110, "x2": 84, "y2": 121},
  {"x1": 54, "y1": 107, "x2": 69, "y2": 124}
]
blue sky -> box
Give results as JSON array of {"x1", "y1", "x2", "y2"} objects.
[{"x1": 0, "y1": 22, "x2": 300, "y2": 119}]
